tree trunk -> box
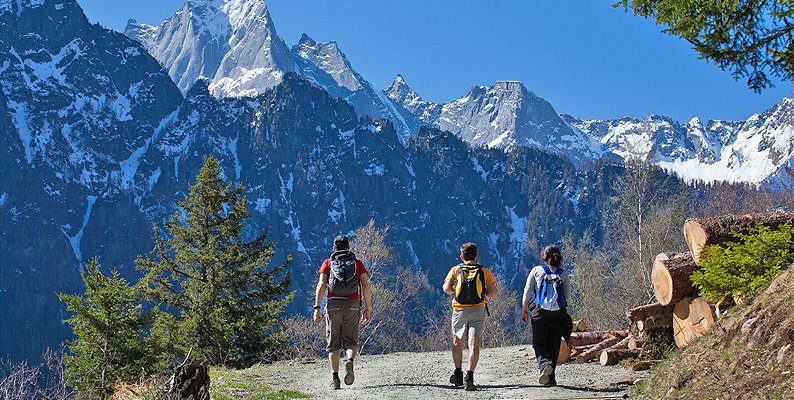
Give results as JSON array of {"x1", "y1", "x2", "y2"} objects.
[
  {"x1": 572, "y1": 319, "x2": 588, "y2": 332},
  {"x1": 605, "y1": 335, "x2": 632, "y2": 351},
  {"x1": 626, "y1": 302, "x2": 673, "y2": 323},
  {"x1": 651, "y1": 251, "x2": 699, "y2": 306},
  {"x1": 683, "y1": 212, "x2": 794, "y2": 264},
  {"x1": 569, "y1": 330, "x2": 629, "y2": 347},
  {"x1": 570, "y1": 343, "x2": 596, "y2": 357},
  {"x1": 673, "y1": 297, "x2": 717, "y2": 348},
  {"x1": 636, "y1": 314, "x2": 673, "y2": 332},
  {"x1": 558, "y1": 339, "x2": 571, "y2": 364},
  {"x1": 169, "y1": 364, "x2": 210, "y2": 400},
  {"x1": 599, "y1": 348, "x2": 641, "y2": 366},
  {"x1": 575, "y1": 335, "x2": 624, "y2": 364},
  {"x1": 628, "y1": 336, "x2": 646, "y2": 350}
]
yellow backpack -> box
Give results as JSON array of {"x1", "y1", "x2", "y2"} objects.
[{"x1": 454, "y1": 264, "x2": 486, "y2": 304}]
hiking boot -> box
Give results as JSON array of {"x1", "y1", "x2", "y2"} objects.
[
  {"x1": 330, "y1": 378, "x2": 341, "y2": 390},
  {"x1": 464, "y1": 378, "x2": 476, "y2": 391},
  {"x1": 344, "y1": 359, "x2": 355, "y2": 385},
  {"x1": 539, "y1": 365, "x2": 553, "y2": 385},
  {"x1": 449, "y1": 370, "x2": 463, "y2": 387}
]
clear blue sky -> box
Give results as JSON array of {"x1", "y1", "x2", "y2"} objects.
[{"x1": 80, "y1": 0, "x2": 792, "y2": 122}]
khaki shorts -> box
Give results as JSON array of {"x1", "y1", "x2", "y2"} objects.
[
  {"x1": 451, "y1": 306, "x2": 487, "y2": 340},
  {"x1": 325, "y1": 298, "x2": 360, "y2": 353}
]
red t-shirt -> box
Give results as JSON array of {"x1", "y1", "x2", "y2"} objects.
[{"x1": 318, "y1": 258, "x2": 368, "y2": 299}]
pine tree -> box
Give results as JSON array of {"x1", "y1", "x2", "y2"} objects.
[
  {"x1": 136, "y1": 155, "x2": 293, "y2": 367},
  {"x1": 59, "y1": 258, "x2": 157, "y2": 400},
  {"x1": 692, "y1": 224, "x2": 794, "y2": 302},
  {"x1": 617, "y1": 0, "x2": 794, "y2": 91}
]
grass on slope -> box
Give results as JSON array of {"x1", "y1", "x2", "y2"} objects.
[
  {"x1": 211, "y1": 364, "x2": 310, "y2": 400},
  {"x1": 633, "y1": 268, "x2": 794, "y2": 400}
]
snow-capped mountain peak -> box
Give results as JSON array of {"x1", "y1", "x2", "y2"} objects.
[
  {"x1": 386, "y1": 74, "x2": 421, "y2": 109},
  {"x1": 124, "y1": 0, "x2": 295, "y2": 97},
  {"x1": 435, "y1": 81, "x2": 604, "y2": 162},
  {"x1": 294, "y1": 33, "x2": 360, "y2": 92}
]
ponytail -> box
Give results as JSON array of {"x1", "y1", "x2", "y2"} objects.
[{"x1": 541, "y1": 245, "x2": 563, "y2": 268}]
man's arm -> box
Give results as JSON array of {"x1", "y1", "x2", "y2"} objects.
[
  {"x1": 443, "y1": 277, "x2": 455, "y2": 295},
  {"x1": 485, "y1": 282, "x2": 498, "y2": 298},
  {"x1": 312, "y1": 274, "x2": 328, "y2": 323},
  {"x1": 359, "y1": 273, "x2": 372, "y2": 324}
]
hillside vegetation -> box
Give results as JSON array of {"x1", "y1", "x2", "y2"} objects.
[{"x1": 635, "y1": 267, "x2": 794, "y2": 399}]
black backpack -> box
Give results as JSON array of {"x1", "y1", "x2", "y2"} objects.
[
  {"x1": 328, "y1": 251, "x2": 359, "y2": 296},
  {"x1": 453, "y1": 264, "x2": 486, "y2": 304}
]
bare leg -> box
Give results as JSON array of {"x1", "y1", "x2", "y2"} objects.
[
  {"x1": 467, "y1": 336, "x2": 481, "y2": 371},
  {"x1": 452, "y1": 335, "x2": 463, "y2": 369},
  {"x1": 329, "y1": 351, "x2": 340, "y2": 373},
  {"x1": 346, "y1": 347, "x2": 358, "y2": 361}
]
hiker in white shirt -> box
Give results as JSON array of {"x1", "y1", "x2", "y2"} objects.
[{"x1": 520, "y1": 245, "x2": 573, "y2": 386}]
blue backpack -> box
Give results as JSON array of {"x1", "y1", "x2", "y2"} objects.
[{"x1": 535, "y1": 265, "x2": 566, "y2": 311}]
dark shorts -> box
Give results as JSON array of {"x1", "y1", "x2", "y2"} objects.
[{"x1": 325, "y1": 298, "x2": 360, "y2": 353}]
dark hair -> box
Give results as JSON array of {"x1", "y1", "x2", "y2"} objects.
[
  {"x1": 334, "y1": 235, "x2": 350, "y2": 251},
  {"x1": 460, "y1": 242, "x2": 478, "y2": 261},
  {"x1": 541, "y1": 245, "x2": 562, "y2": 268}
]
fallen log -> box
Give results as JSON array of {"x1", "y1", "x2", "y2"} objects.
[
  {"x1": 683, "y1": 212, "x2": 794, "y2": 264},
  {"x1": 631, "y1": 360, "x2": 663, "y2": 371},
  {"x1": 626, "y1": 302, "x2": 673, "y2": 323},
  {"x1": 673, "y1": 297, "x2": 717, "y2": 348},
  {"x1": 600, "y1": 348, "x2": 641, "y2": 366},
  {"x1": 568, "y1": 330, "x2": 629, "y2": 347},
  {"x1": 636, "y1": 315, "x2": 673, "y2": 332},
  {"x1": 572, "y1": 319, "x2": 588, "y2": 332},
  {"x1": 575, "y1": 335, "x2": 623, "y2": 364},
  {"x1": 557, "y1": 339, "x2": 571, "y2": 363},
  {"x1": 651, "y1": 251, "x2": 699, "y2": 306},
  {"x1": 627, "y1": 336, "x2": 646, "y2": 350}
]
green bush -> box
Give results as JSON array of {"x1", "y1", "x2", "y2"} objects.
[{"x1": 691, "y1": 224, "x2": 794, "y2": 303}]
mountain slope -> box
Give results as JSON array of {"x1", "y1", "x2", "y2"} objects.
[
  {"x1": 635, "y1": 268, "x2": 794, "y2": 399},
  {"x1": 0, "y1": 0, "x2": 182, "y2": 362}
]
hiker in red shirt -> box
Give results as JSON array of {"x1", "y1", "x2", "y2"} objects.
[{"x1": 313, "y1": 235, "x2": 372, "y2": 390}]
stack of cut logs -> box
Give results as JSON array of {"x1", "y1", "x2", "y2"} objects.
[
  {"x1": 557, "y1": 321, "x2": 639, "y2": 366},
  {"x1": 558, "y1": 212, "x2": 794, "y2": 366},
  {"x1": 629, "y1": 212, "x2": 794, "y2": 348}
]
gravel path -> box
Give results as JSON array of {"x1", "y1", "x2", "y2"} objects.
[{"x1": 265, "y1": 345, "x2": 646, "y2": 399}]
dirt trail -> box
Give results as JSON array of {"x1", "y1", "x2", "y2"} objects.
[{"x1": 264, "y1": 345, "x2": 646, "y2": 399}]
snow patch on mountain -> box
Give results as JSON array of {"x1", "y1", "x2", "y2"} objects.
[
  {"x1": 8, "y1": 101, "x2": 33, "y2": 163},
  {"x1": 506, "y1": 205, "x2": 528, "y2": 258},
  {"x1": 61, "y1": 195, "x2": 97, "y2": 263}
]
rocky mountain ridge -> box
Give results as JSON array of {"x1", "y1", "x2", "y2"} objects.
[
  {"x1": 126, "y1": 0, "x2": 794, "y2": 187},
  {"x1": 1, "y1": 0, "x2": 620, "y2": 363},
  {"x1": 124, "y1": 0, "x2": 416, "y2": 141}
]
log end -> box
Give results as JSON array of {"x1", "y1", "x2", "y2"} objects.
[
  {"x1": 683, "y1": 219, "x2": 708, "y2": 264},
  {"x1": 651, "y1": 253, "x2": 674, "y2": 305}
]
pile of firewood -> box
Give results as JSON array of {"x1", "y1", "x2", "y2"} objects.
[
  {"x1": 559, "y1": 212, "x2": 794, "y2": 367},
  {"x1": 628, "y1": 212, "x2": 794, "y2": 348},
  {"x1": 557, "y1": 321, "x2": 638, "y2": 366}
]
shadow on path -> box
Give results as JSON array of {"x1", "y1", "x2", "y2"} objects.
[{"x1": 355, "y1": 382, "x2": 626, "y2": 393}]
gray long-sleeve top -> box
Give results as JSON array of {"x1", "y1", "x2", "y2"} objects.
[{"x1": 522, "y1": 265, "x2": 572, "y2": 308}]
